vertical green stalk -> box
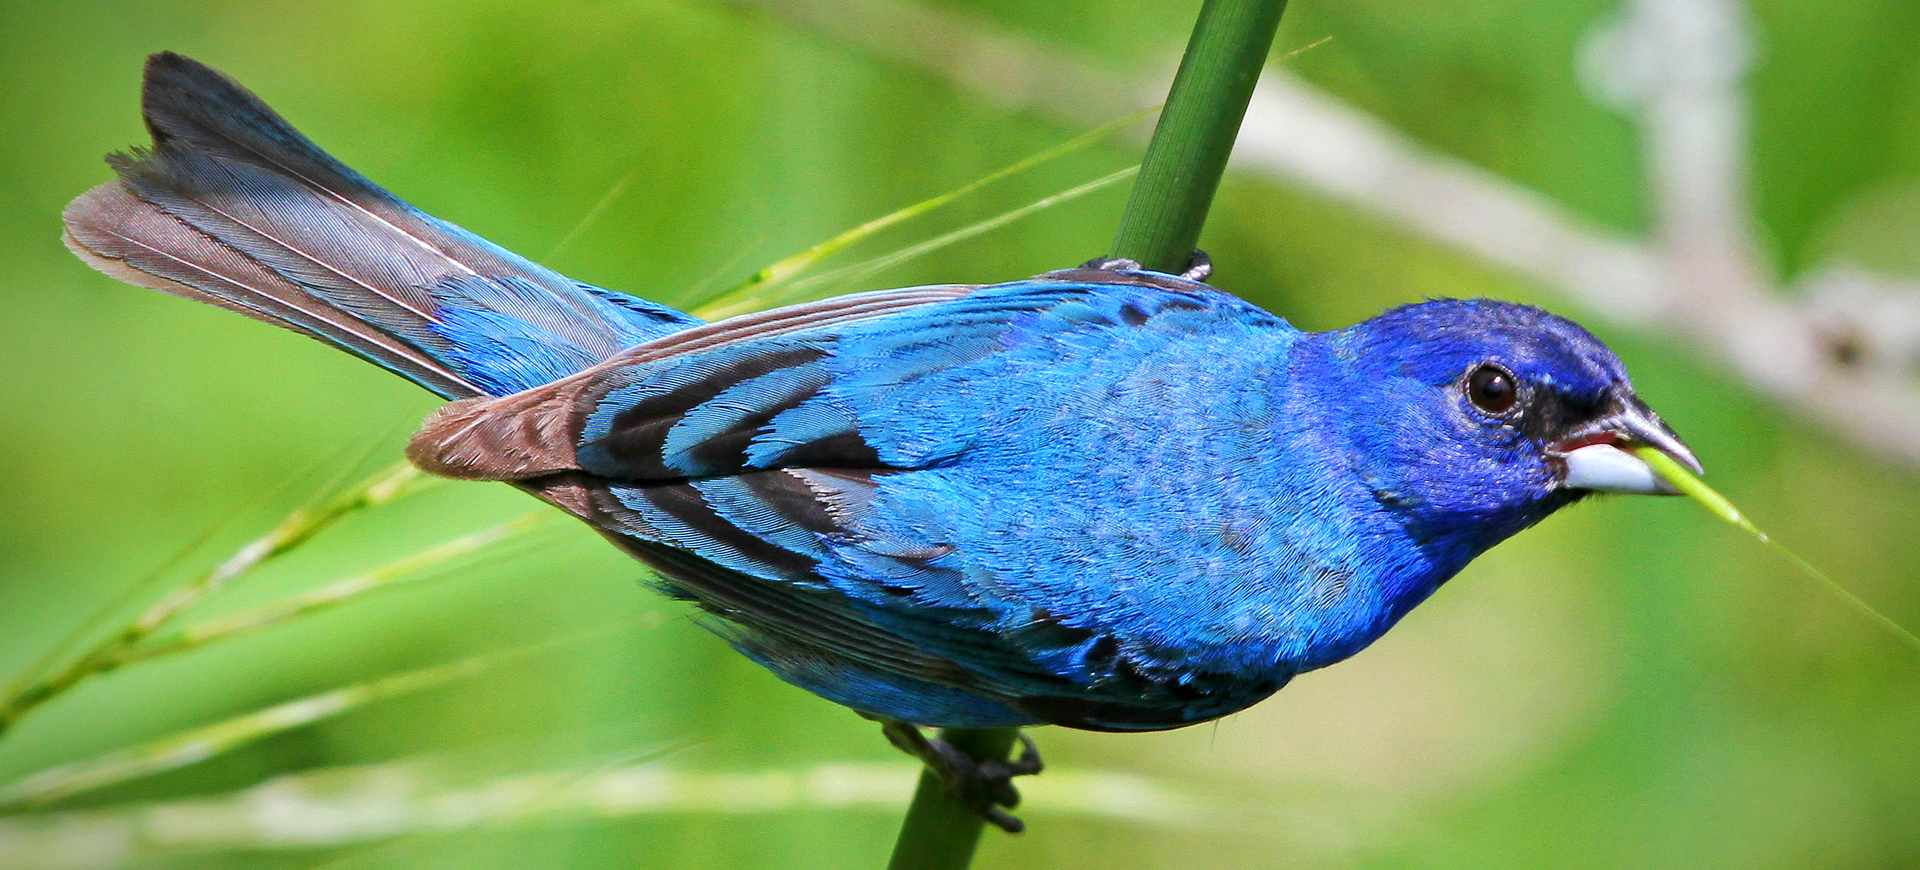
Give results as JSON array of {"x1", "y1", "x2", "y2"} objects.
[
  {"x1": 884, "y1": 1, "x2": 1289, "y2": 867},
  {"x1": 1112, "y1": 0, "x2": 1291, "y2": 272},
  {"x1": 886, "y1": 728, "x2": 1018, "y2": 870}
]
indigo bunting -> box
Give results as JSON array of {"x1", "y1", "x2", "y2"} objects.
[{"x1": 65, "y1": 54, "x2": 1698, "y2": 828}]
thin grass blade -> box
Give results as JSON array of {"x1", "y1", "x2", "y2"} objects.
[
  {"x1": 131, "y1": 513, "x2": 551, "y2": 664},
  {"x1": 707, "y1": 165, "x2": 1139, "y2": 320},
  {"x1": 0, "y1": 660, "x2": 479, "y2": 810},
  {"x1": 0, "y1": 625, "x2": 626, "y2": 811},
  {"x1": 543, "y1": 168, "x2": 638, "y2": 262},
  {"x1": 693, "y1": 108, "x2": 1155, "y2": 319},
  {"x1": 0, "y1": 433, "x2": 399, "y2": 706},
  {"x1": 0, "y1": 462, "x2": 440, "y2": 737},
  {"x1": 1635, "y1": 446, "x2": 1920, "y2": 655}
]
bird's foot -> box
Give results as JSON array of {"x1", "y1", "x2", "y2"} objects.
[
  {"x1": 1077, "y1": 249, "x2": 1213, "y2": 282},
  {"x1": 1079, "y1": 255, "x2": 1142, "y2": 272},
  {"x1": 873, "y1": 718, "x2": 1043, "y2": 833},
  {"x1": 1179, "y1": 249, "x2": 1212, "y2": 282}
]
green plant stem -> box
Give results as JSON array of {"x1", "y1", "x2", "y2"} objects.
[
  {"x1": 1111, "y1": 0, "x2": 1291, "y2": 272},
  {"x1": 886, "y1": 728, "x2": 1018, "y2": 870},
  {"x1": 884, "y1": 3, "x2": 1290, "y2": 865}
]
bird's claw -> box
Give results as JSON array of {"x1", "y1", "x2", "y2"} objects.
[
  {"x1": 1179, "y1": 249, "x2": 1212, "y2": 282},
  {"x1": 1079, "y1": 255, "x2": 1141, "y2": 272},
  {"x1": 875, "y1": 719, "x2": 1043, "y2": 833},
  {"x1": 1078, "y1": 249, "x2": 1213, "y2": 282},
  {"x1": 924, "y1": 730, "x2": 1042, "y2": 833}
]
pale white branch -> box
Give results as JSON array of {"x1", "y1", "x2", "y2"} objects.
[
  {"x1": 0, "y1": 758, "x2": 1219, "y2": 869},
  {"x1": 714, "y1": 0, "x2": 1920, "y2": 466}
]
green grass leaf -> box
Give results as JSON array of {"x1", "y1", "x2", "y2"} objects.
[{"x1": 693, "y1": 108, "x2": 1155, "y2": 320}]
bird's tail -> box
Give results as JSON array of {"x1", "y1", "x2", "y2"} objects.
[{"x1": 63, "y1": 52, "x2": 699, "y2": 400}]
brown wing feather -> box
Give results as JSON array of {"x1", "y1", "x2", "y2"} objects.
[{"x1": 407, "y1": 284, "x2": 976, "y2": 481}]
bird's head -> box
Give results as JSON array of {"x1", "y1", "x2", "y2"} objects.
[{"x1": 1313, "y1": 298, "x2": 1698, "y2": 561}]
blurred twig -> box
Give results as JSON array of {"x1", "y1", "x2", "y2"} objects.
[
  {"x1": 0, "y1": 756, "x2": 1215, "y2": 870},
  {"x1": 715, "y1": 0, "x2": 1920, "y2": 467}
]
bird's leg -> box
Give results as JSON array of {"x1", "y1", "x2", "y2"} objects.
[{"x1": 866, "y1": 715, "x2": 1043, "y2": 833}]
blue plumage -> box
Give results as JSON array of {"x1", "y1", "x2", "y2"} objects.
[
  {"x1": 66, "y1": 55, "x2": 1699, "y2": 744},
  {"x1": 546, "y1": 278, "x2": 1636, "y2": 730}
]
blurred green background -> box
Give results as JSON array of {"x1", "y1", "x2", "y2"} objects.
[{"x1": 3, "y1": 0, "x2": 1918, "y2": 867}]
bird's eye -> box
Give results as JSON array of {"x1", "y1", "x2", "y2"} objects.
[{"x1": 1466, "y1": 364, "x2": 1519, "y2": 415}]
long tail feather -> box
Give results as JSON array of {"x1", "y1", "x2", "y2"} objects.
[{"x1": 64, "y1": 52, "x2": 698, "y2": 399}]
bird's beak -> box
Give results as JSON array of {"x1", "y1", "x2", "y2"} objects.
[{"x1": 1552, "y1": 395, "x2": 1701, "y2": 495}]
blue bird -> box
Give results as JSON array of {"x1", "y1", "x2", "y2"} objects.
[{"x1": 65, "y1": 54, "x2": 1698, "y2": 830}]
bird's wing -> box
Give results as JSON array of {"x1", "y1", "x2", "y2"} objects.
[{"x1": 414, "y1": 273, "x2": 1289, "y2": 721}]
